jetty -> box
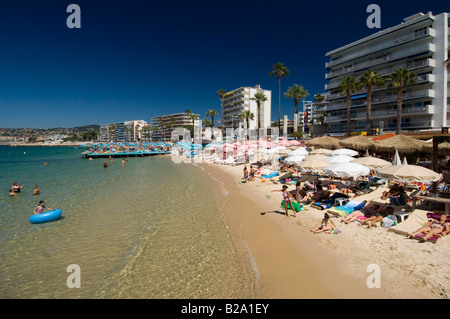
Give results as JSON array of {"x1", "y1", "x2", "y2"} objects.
[{"x1": 81, "y1": 142, "x2": 172, "y2": 159}]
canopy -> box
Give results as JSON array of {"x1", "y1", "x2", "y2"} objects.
[
  {"x1": 325, "y1": 155, "x2": 355, "y2": 164},
  {"x1": 329, "y1": 148, "x2": 358, "y2": 157},
  {"x1": 284, "y1": 155, "x2": 305, "y2": 165},
  {"x1": 324, "y1": 162, "x2": 371, "y2": 179},
  {"x1": 305, "y1": 136, "x2": 341, "y2": 149},
  {"x1": 309, "y1": 148, "x2": 332, "y2": 155},
  {"x1": 297, "y1": 159, "x2": 330, "y2": 172},
  {"x1": 339, "y1": 135, "x2": 375, "y2": 151},
  {"x1": 351, "y1": 156, "x2": 392, "y2": 169},
  {"x1": 373, "y1": 134, "x2": 426, "y2": 154},
  {"x1": 376, "y1": 165, "x2": 442, "y2": 183}
]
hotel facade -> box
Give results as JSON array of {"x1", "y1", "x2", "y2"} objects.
[
  {"x1": 221, "y1": 85, "x2": 272, "y2": 131},
  {"x1": 325, "y1": 11, "x2": 449, "y2": 134}
]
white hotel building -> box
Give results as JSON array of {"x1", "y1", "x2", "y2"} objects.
[
  {"x1": 325, "y1": 11, "x2": 449, "y2": 134},
  {"x1": 221, "y1": 85, "x2": 272, "y2": 131}
]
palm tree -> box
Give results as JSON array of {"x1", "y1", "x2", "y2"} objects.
[
  {"x1": 206, "y1": 109, "x2": 219, "y2": 140},
  {"x1": 250, "y1": 90, "x2": 268, "y2": 140},
  {"x1": 359, "y1": 70, "x2": 385, "y2": 134},
  {"x1": 202, "y1": 118, "x2": 212, "y2": 127},
  {"x1": 284, "y1": 84, "x2": 309, "y2": 132},
  {"x1": 338, "y1": 75, "x2": 361, "y2": 136},
  {"x1": 386, "y1": 68, "x2": 416, "y2": 134},
  {"x1": 269, "y1": 62, "x2": 289, "y2": 134},
  {"x1": 217, "y1": 89, "x2": 227, "y2": 131},
  {"x1": 240, "y1": 110, "x2": 254, "y2": 140}
]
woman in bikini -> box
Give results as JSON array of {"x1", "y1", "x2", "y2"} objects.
[
  {"x1": 271, "y1": 185, "x2": 297, "y2": 217},
  {"x1": 11, "y1": 181, "x2": 24, "y2": 193},
  {"x1": 409, "y1": 214, "x2": 450, "y2": 241}
]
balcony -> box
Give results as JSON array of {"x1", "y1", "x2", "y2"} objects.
[
  {"x1": 325, "y1": 42, "x2": 435, "y2": 80},
  {"x1": 326, "y1": 89, "x2": 435, "y2": 111},
  {"x1": 326, "y1": 27, "x2": 435, "y2": 69}
]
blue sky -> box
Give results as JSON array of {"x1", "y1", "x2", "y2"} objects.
[{"x1": 0, "y1": 0, "x2": 448, "y2": 128}]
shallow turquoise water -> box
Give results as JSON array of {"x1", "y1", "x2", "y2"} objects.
[{"x1": 0, "y1": 146, "x2": 255, "y2": 298}]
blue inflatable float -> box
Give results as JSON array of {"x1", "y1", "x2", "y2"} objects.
[{"x1": 29, "y1": 209, "x2": 62, "y2": 224}]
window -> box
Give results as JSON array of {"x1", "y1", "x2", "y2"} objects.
[{"x1": 414, "y1": 27, "x2": 428, "y2": 38}]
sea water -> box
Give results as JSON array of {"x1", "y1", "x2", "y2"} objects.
[{"x1": 0, "y1": 146, "x2": 255, "y2": 298}]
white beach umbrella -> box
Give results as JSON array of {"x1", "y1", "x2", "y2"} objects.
[
  {"x1": 324, "y1": 162, "x2": 371, "y2": 179},
  {"x1": 325, "y1": 155, "x2": 355, "y2": 164},
  {"x1": 287, "y1": 148, "x2": 309, "y2": 157},
  {"x1": 351, "y1": 156, "x2": 392, "y2": 169},
  {"x1": 284, "y1": 155, "x2": 305, "y2": 165},
  {"x1": 392, "y1": 149, "x2": 401, "y2": 165},
  {"x1": 376, "y1": 165, "x2": 442, "y2": 183},
  {"x1": 329, "y1": 148, "x2": 358, "y2": 157},
  {"x1": 297, "y1": 159, "x2": 330, "y2": 172}
]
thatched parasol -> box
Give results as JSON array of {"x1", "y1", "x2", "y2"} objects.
[
  {"x1": 339, "y1": 135, "x2": 375, "y2": 152},
  {"x1": 373, "y1": 134, "x2": 427, "y2": 154},
  {"x1": 305, "y1": 136, "x2": 341, "y2": 150}
]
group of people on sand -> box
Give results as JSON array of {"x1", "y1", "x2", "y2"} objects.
[
  {"x1": 242, "y1": 166, "x2": 256, "y2": 181},
  {"x1": 8, "y1": 181, "x2": 53, "y2": 216},
  {"x1": 267, "y1": 177, "x2": 450, "y2": 242}
]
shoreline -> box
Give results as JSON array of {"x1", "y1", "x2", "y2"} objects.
[{"x1": 199, "y1": 161, "x2": 450, "y2": 299}]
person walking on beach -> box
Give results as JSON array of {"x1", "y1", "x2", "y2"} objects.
[
  {"x1": 249, "y1": 166, "x2": 255, "y2": 181},
  {"x1": 33, "y1": 200, "x2": 53, "y2": 215},
  {"x1": 271, "y1": 185, "x2": 297, "y2": 218},
  {"x1": 243, "y1": 166, "x2": 249, "y2": 180},
  {"x1": 311, "y1": 213, "x2": 337, "y2": 234}
]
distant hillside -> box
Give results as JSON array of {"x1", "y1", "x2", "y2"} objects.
[{"x1": 0, "y1": 125, "x2": 100, "y2": 137}]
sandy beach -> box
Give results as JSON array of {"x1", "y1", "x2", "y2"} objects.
[{"x1": 200, "y1": 161, "x2": 450, "y2": 299}]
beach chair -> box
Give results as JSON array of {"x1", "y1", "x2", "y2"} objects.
[{"x1": 327, "y1": 200, "x2": 367, "y2": 217}]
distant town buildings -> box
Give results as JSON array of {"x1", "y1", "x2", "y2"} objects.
[
  {"x1": 99, "y1": 120, "x2": 148, "y2": 142},
  {"x1": 325, "y1": 11, "x2": 449, "y2": 134}
]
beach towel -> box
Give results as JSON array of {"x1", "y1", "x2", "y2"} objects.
[
  {"x1": 281, "y1": 200, "x2": 303, "y2": 212},
  {"x1": 327, "y1": 200, "x2": 366, "y2": 217},
  {"x1": 311, "y1": 202, "x2": 333, "y2": 210}
]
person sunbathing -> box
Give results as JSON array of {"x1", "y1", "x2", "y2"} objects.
[
  {"x1": 358, "y1": 206, "x2": 394, "y2": 228},
  {"x1": 341, "y1": 202, "x2": 384, "y2": 224},
  {"x1": 409, "y1": 214, "x2": 450, "y2": 241}
]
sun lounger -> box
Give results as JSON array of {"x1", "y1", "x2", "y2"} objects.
[{"x1": 327, "y1": 200, "x2": 367, "y2": 217}]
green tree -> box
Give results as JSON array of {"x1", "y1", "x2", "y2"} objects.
[
  {"x1": 386, "y1": 68, "x2": 416, "y2": 134},
  {"x1": 359, "y1": 70, "x2": 385, "y2": 134},
  {"x1": 269, "y1": 62, "x2": 289, "y2": 133},
  {"x1": 338, "y1": 75, "x2": 361, "y2": 136},
  {"x1": 284, "y1": 84, "x2": 309, "y2": 132},
  {"x1": 206, "y1": 109, "x2": 219, "y2": 140},
  {"x1": 216, "y1": 89, "x2": 227, "y2": 131},
  {"x1": 251, "y1": 90, "x2": 268, "y2": 140},
  {"x1": 240, "y1": 110, "x2": 254, "y2": 140}
]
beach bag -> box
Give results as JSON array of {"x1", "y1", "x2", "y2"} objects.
[{"x1": 381, "y1": 215, "x2": 397, "y2": 228}]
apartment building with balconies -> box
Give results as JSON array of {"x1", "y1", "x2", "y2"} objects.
[
  {"x1": 221, "y1": 85, "x2": 272, "y2": 131},
  {"x1": 324, "y1": 11, "x2": 449, "y2": 134},
  {"x1": 151, "y1": 113, "x2": 200, "y2": 141}
]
